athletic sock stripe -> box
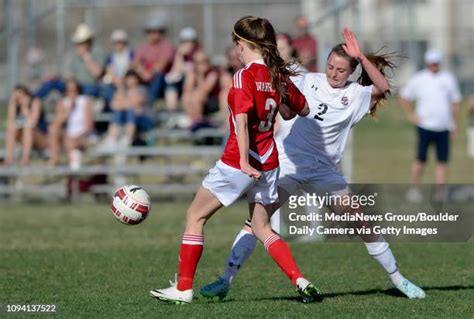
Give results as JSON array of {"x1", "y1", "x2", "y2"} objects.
[
  {"x1": 244, "y1": 218, "x2": 252, "y2": 227},
  {"x1": 182, "y1": 240, "x2": 204, "y2": 245},
  {"x1": 388, "y1": 268, "x2": 399, "y2": 275},
  {"x1": 182, "y1": 235, "x2": 204, "y2": 240},
  {"x1": 264, "y1": 234, "x2": 280, "y2": 250},
  {"x1": 182, "y1": 234, "x2": 204, "y2": 245},
  {"x1": 183, "y1": 238, "x2": 204, "y2": 243},
  {"x1": 182, "y1": 234, "x2": 203, "y2": 238}
]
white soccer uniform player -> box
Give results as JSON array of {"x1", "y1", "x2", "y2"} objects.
[
  {"x1": 201, "y1": 71, "x2": 425, "y2": 301},
  {"x1": 276, "y1": 72, "x2": 372, "y2": 197}
]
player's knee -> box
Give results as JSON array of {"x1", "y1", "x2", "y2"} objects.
[
  {"x1": 185, "y1": 207, "x2": 208, "y2": 227},
  {"x1": 250, "y1": 223, "x2": 269, "y2": 242}
]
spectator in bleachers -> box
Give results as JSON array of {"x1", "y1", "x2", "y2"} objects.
[
  {"x1": 99, "y1": 70, "x2": 145, "y2": 151},
  {"x1": 132, "y1": 17, "x2": 175, "y2": 106},
  {"x1": 3, "y1": 86, "x2": 48, "y2": 166},
  {"x1": 292, "y1": 15, "x2": 318, "y2": 72},
  {"x1": 164, "y1": 27, "x2": 200, "y2": 127},
  {"x1": 101, "y1": 29, "x2": 135, "y2": 110},
  {"x1": 276, "y1": 33, "x2": 297, "y2": 63},
  {"x1": 182, "y1": 50, "x2": 220, "y2": 131},
  {"x1": 218, "y1": 47, "x2": 244, "y2": 125},
  {"x1": 34, "y1": 24, "x2": 107, "y2": 108},
  {"x1": 48, "y1": 79, "x2": 94, "y2": 167},
  {"x1": 277, "y1": 33, "x2": 306, "y2": 88}
]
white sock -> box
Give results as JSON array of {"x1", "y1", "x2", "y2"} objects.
[
  {"x1": 364, "y1": 236, "x2": 405, "y2": 286},
  {"x1": 221, "y1": 229, "x2": 257, "y2": 284}
]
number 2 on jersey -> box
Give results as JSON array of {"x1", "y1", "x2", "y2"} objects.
[{"x1": 258, "y1": 98, "x2": 277, "y2": 132}]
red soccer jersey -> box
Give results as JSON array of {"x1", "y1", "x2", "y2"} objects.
[{"x1": 221, "y1": 60, "x2": 306, "y2": 171}]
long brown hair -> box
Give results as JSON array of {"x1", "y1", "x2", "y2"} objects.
[
  {"x1": 329, "y1": 44, "x2": 396, "y2": 116},
  {"x1": 232, "y1": 16, "x2": 297, "y2": 100}
]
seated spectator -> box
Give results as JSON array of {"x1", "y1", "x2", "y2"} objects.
[
  {"x1": 132, "y1": 17, "x2": 174, "y2": 106},
  {"x1": 34, "y1": 24, "x2": 107, "y2": 108},
  {"x1": 164, "y1": 27, "x2": 200, "y2": 127},
  {"x1": 102, "y1": 29, "x2": 135, "y2": 109},
  {"x1": 292, "y1": 15, "x2": 318, "y2": 72},
  {"x1": 3, "y1": 85, "x2": 48, "y2": 166},
  {"x1": 99, "y1": 70, "x2": 145, "y2": 151},
  {"x1": 277, "y1": 33, "x2": 306, "y2": 88},
  {"x1": 182, "y1": 50, "x2": 220, "y2": 131},
  {"x1": 48, "y1": 79, "x2": 94, "y2": 167},
  {"x1": 218, "y1": 47, "x2": 244, "y2": 125}
]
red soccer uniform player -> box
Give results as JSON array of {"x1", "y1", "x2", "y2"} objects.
[
  {"x1": 150, "y1": 16, "x2": 321, "y2": 304},
  {"x1": 221, "y1": 60, "x2": 306, "y2": 171}
]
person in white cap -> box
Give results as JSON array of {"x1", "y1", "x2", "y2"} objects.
[
  {"x1": 34, "y1": 23, "x2": 106, "y2": 106},
  {"x1": 101, "y1": 30, "x2": 135, "y2": 111},
  {"x1": 132, "y1": 17, "x2": 174, "y2": 106},
  {"x1": 104, "y1": 30, "x2": 134, "y2": 85},
  {"x1": 164, "y1": 27, "x2": 200, "y2": 127},
  {"x1": 399, "y1": 49, "x2": 462, "y2": 201}
]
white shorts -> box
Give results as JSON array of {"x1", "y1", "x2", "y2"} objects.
[
  {"x1": 202, "y1": 160, "x2": 279, "y2": 207},
  {"x1": 278, "y1": 157, "x2": 350, "y2": 196}
]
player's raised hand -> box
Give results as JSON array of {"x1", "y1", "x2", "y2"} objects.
[{"x1": 342, "y1": 28, "x2": 363, "y2": 60}]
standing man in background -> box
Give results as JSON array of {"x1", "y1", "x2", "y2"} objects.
[
  {"x1": 292, "y1": 15, "x2": 317, "y2": 72},
  {"x1": 399, "y1": 49, "x2": 461, "y2": 202},
  {"x1": 467, "y1": 96, "x2": 474, "y2": 158}
]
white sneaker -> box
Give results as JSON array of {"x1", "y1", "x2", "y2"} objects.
[{"x1": 150, "y1": 275, "x2": 193, "y2": 304}]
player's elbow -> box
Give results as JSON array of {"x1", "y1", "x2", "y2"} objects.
[
  {"x1": 298, "y1": 104, "x2": 310, "y2": 117},
  {"x1": 279, "y1": 105, "x2": 296, "y2": 120}
]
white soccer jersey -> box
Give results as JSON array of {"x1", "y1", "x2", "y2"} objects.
[{"x1": 276, "y1": 73, "x2": 373, "y2": 167}]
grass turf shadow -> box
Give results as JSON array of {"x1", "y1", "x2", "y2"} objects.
[{"x1": 252, "y1": 285, "x2": 474, "y2": 302}]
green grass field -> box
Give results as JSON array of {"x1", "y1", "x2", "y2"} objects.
[
  {"x1": 0, "y1": 99, "x2": 473, "y2": 317},
  {"x1": 1, "y1": 202, "x2": 472, "y2": 318}
]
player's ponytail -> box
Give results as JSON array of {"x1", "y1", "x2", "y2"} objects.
[
  {"x1": 358, "y1": 52, "x2": 396, "y2": 116},
  {"x1": 233, "y1": 16, "x2": 298, "y2": 100},
  {"x1": 329, "y1": 44, "x2": 396, "y2": 117}
]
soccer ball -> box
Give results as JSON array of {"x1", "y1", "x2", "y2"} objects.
[{"x1": 111, "y1": 185, "x2": 151, "y2": 225}]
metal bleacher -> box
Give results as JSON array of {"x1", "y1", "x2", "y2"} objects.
[{"x1": 0, "y1": 126, "x2": 226, "y2": 202}]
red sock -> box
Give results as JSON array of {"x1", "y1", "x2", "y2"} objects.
[
  {"x1": 264, "y1": 234, "x2": 302, "y2": 287},
  {"x1": 177, "y1": 233, "x2": 204, "y2": 291}
]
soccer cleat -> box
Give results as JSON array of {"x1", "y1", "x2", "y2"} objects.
[
  {"x1": 199, "y1": 277, "x2": 230, "y2": 300},
  {"x1": 396, "y1": 278, "x2": 426, "y2": 299},
  {"x1": 296, "y1": 278, "x2": 323, "y2": 303},
  {"x1": 150, "y1": 275, "x2": 193, "y2": 304}
]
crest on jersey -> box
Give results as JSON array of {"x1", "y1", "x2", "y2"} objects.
[{"x1": 341, "y1": 96, "x2": 349, "y2": 106}]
